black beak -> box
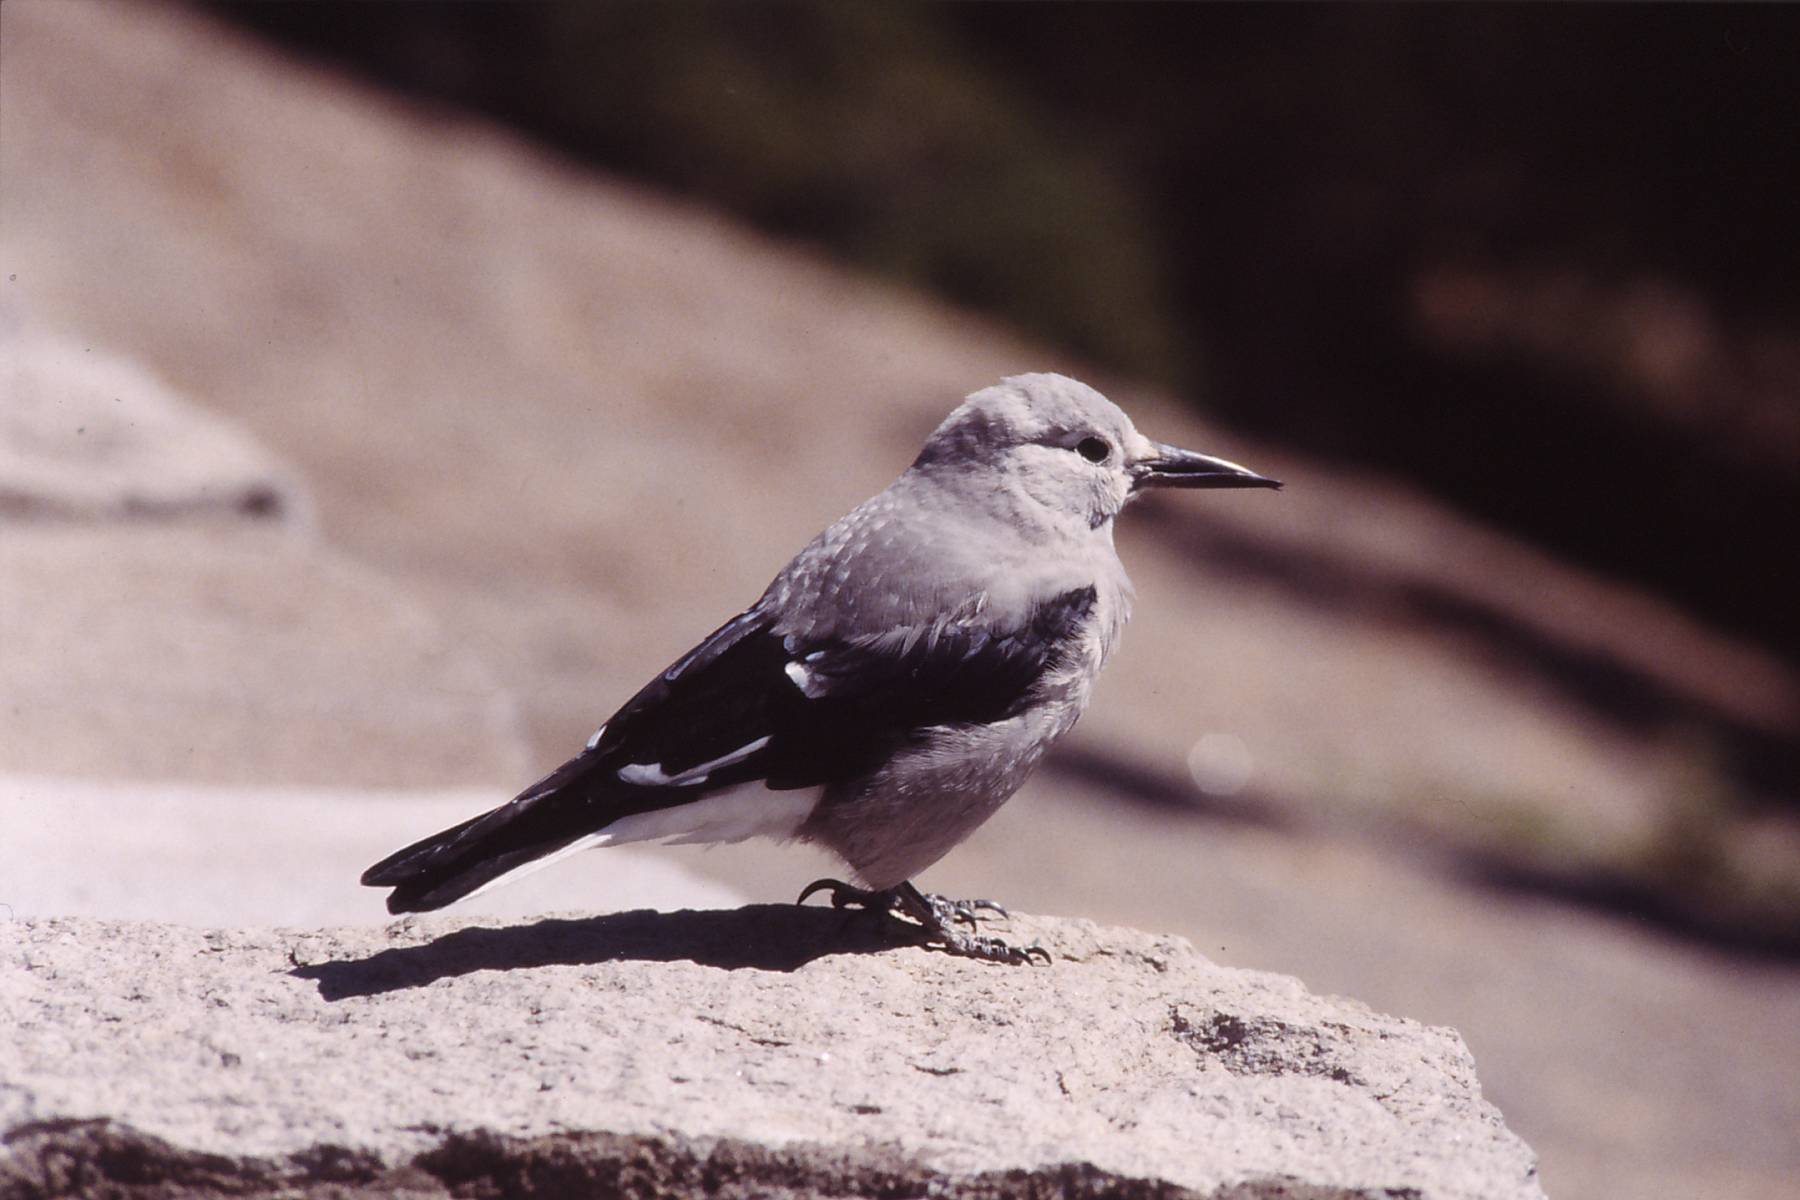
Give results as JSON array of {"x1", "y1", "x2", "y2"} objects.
[{"x1": 1132, "y1": 443, "x2": 1282, "y2": 491}]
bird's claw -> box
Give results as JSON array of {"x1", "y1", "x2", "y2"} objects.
[
  {"x1": 796, "y1": 877, "x2": 878, "y2": 910},
  {"x1": 934, "y1": 929, "x2": 1051, "y2": 966}
]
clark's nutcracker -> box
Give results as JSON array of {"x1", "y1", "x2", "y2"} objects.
[{"x1": 363, "y1": 373, "x2": 1279, "y2": 963}]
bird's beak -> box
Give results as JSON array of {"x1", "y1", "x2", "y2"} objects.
[{"x1": 1132, "y1": 443, "x2": 1282, "y2": 491}]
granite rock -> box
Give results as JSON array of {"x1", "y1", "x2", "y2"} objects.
[{"x1": 0, "y1": 913, "x2": 1543, "y2": 1200}]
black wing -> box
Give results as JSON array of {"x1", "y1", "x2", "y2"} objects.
[
  {"x1": 585, "y1": 582, "x2": 1099, "y2": 793},
  {"x1": 362, "y1": 585, "x2": 1096, "y2": 911}
]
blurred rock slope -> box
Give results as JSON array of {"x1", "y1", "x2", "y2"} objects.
[
  {"x1": 3, "y1": 0, "x2": 1794, "y2": 936},
  {"x1": 0, "y1": 320, "x2": 526, "y2": 786},
  {"x1": 0, "y1": 330, "x2": 308, "y2": 523}
]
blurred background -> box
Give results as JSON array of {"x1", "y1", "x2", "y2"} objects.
[{"x1": 2, "y1": 3, "x2": 1796, "y2": 1197}]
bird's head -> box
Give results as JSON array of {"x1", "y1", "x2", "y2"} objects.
[{"x1": 911, "y1": 373, "x2": 1280, "y2": 533}]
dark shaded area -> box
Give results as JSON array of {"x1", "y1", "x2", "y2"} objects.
[
  {"x1": 422, "y1": 1129, "x2": 1362, "y2": 1200},
  {"x1": 209, "y1": 2, "x2": 1800, "y2": 667},
  {"x1": 967, "y1": 8, "x2": 1800, "y2": 670},
  {"x1": 0, "y1": 1118, "x2": 1380, "y2": 1200},
  {"x1": 291, "y1": 905, "x2": 927, "y2": 999},
  {"x1": 1, "y1": 1119, "x2": 277, "y2": 1197}
]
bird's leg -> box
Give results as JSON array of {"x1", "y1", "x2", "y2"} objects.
[{"x1": 796, "y1": 878, "x2": 1047, "y2": 964}]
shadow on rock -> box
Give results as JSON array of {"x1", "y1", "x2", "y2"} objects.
[{"x1": 291, "y1": 905, "x2": 915, "y2": 1001}]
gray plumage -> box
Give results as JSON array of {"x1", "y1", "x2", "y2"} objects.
[{"x1": 363, "y1": 373, "x2": 1279, "y2": 957}]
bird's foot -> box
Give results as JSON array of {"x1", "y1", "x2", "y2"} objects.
[
  {"x1": 795, "y1": 878, "x2": 1048, "y2": 965},
  {"x1": 795, "y1": 878, "x2": 1006, "y2": 928}
]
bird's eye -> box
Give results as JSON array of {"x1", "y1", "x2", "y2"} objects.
[{"x1": 1074, "y1": 436, "x2": 1111, "y2": 464}]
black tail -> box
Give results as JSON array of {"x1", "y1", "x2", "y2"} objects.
[{"x1": 360, "y1": 788, "x2": 595, "y2": 914}]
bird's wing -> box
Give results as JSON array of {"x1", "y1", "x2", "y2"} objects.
[
  {"x1": 576, "y1": 580, "x2": 1100, "y2": 797},
  {"x1": 361, "y1": 585, "x2": 1097, "y2": 911}
]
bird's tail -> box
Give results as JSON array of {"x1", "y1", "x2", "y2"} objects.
[{"x1": 360, "y1": 785, "x2": 599, "y2": 914}]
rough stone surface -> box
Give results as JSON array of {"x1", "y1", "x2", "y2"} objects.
[{"x1": 0, "y1": 914, "x2": 1542, "y2": 1200}]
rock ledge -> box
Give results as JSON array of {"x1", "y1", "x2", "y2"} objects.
[{"x1": 0, "y1": 911, "x2": 1542, "y2": 1200}]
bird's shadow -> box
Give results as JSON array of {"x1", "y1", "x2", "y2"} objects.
[{"x1": 290, "y1": 904, "x2": 919, "y2": 1002}]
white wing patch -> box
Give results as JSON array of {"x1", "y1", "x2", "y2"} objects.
[
  {"x1": 459, "y1": 830, "x2": 612, "y2": 903},
  {"x1": 457, "y1": 781, "x2": 820, "y2": 904},
  {"x1": 585, "y1": 724, "x2": 608, "y2": 751},
  {"x1": 783, "y1": 651, "x2": 830, "y2": 699},
  {"x1": 604, "y1": 781, "x2": 820, "y2": 847},
  {"x1": 616, "y1": 735, "x2": 772, "y2": 788}
]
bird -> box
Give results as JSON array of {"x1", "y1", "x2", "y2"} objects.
[{"x1": 362, "y1": 373, "x2": 1280, "y2": 963}]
